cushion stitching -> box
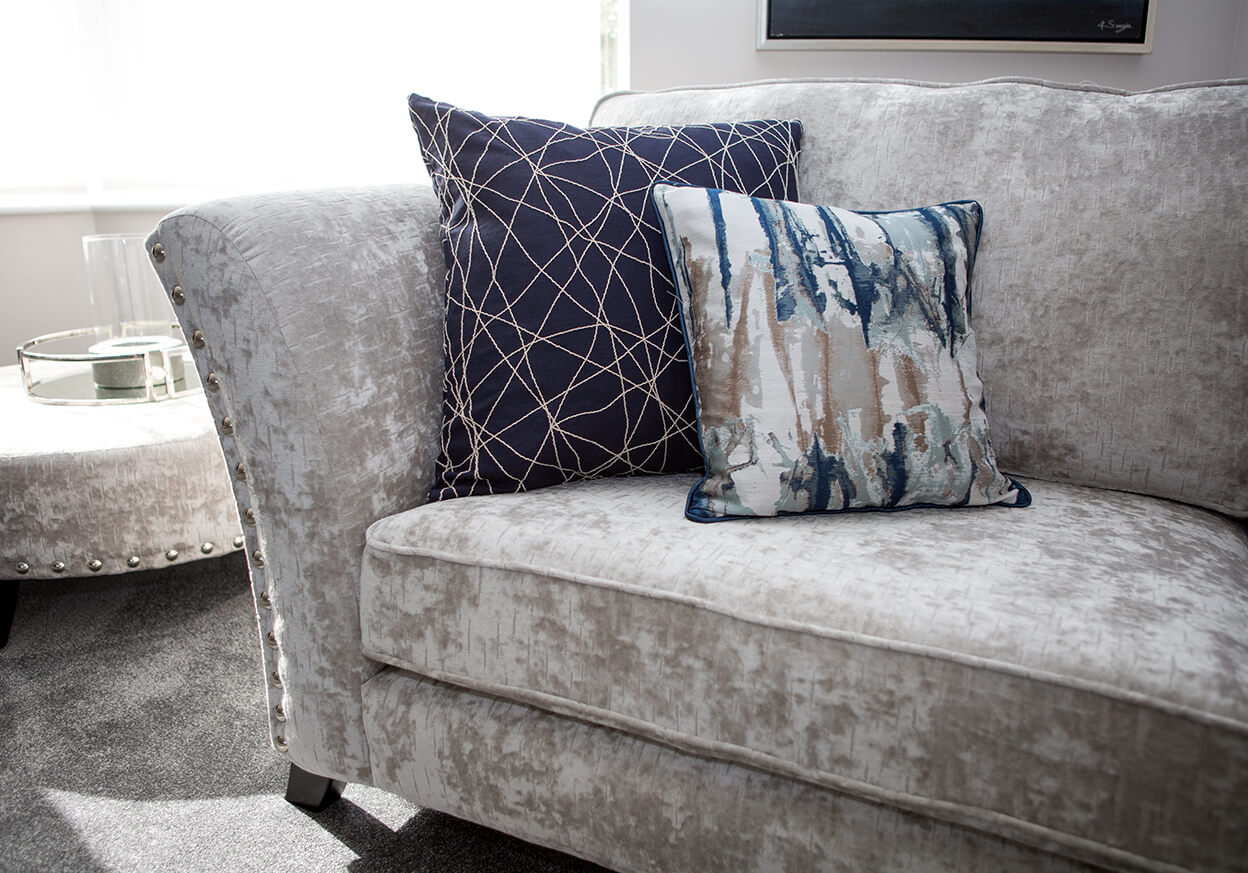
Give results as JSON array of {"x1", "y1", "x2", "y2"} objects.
[
  {"x1": 361, "y1": 660, "x2": 1194, "y2": 873},
  {"x1": 592, "y1": 77, "x2": 1248, "y2": 124},
  {"x1": 361, "y1": 537, "x2": 1248, "y2": 734}
]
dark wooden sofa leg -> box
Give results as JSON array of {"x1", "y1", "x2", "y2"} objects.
[
  {"x1": 0, "y1": 580, "x2": 18, "y2": 649},
  {"x1": 285, "y1": 762, "x2": 345, "y2": 811}
]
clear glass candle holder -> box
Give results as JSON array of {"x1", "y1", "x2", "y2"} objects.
[
  {"x1": 82, "y1": 233, "x2": 186, "y2": 389},
  {"x1": 16, "y1": 234, "x2": 197, "y2": 404}
]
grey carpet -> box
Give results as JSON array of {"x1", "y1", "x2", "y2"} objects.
[{"x1": 0, "y1": 553, "x2": 609, "y2": 873}]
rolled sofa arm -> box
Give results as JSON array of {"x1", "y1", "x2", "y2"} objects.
[{"x1": 146, "y1": 184, "x2": 446, "y2": 783}]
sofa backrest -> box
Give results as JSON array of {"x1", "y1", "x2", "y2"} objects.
[{"x1": 592, "y1": 78, "x2": 1247, "y2": 518}]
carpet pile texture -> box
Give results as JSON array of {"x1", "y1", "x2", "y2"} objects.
[{"x1": 0, "y1": 552, "x2": 606, "y2": 872}]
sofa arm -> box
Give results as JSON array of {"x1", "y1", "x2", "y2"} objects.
[{"x1": 147, "y1": 184, "x2": 446, "y2": 783}]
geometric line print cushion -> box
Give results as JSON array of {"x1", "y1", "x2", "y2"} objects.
[
  {"x1": 651, "y1": 183, "x2": 1030, "y2": 521},
  {"x1": 408, "y1": 95, "x2": 802, "y2": 500}
]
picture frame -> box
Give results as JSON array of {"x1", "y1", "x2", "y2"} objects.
[{"x1": 757, "y1": 0, "x2": 1154, "y2": 53}]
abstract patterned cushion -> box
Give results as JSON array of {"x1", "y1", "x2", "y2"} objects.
[
  {"x1": 408, "y1": 95, "x2": 802, "y2": 500},
  {"x1": 651, "y1": 183, "x2": 1031, "y2": 521}
]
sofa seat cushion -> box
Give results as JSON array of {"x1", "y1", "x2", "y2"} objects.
[{"x1": 360, "y1": 476, "x2": 1248, "y2": 871}]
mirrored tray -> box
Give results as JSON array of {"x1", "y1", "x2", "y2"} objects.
[{"x1": 17, "y1": 326, "x2": 202, "y2": 405}]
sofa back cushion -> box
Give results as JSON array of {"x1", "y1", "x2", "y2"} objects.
[{"x1": 593, "y1": 78, "x2": 1248, "y2": 518}]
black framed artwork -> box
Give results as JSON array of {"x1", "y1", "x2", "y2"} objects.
[{"x1": 758, "y1": 0, "x2": 1154, "y2": 52}]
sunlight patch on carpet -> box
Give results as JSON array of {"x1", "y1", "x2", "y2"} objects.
[{"x1": 41, "y1": 788, "x2": 364, "y2": 872}]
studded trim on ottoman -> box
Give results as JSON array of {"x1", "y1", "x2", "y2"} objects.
[{"x1": 0, "y1": 366, "x2": 242, "y2": 579}]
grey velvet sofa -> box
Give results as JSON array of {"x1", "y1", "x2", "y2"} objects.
[{"x1": 146, "y1": 78, "x2": 1248, "y2": 873}]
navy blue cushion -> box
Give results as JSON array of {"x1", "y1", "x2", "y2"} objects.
[{"x1": 409, "y1": 94, "x2": 802, "y2": 500}]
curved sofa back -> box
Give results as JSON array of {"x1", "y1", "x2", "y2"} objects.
[{"x1": 593, "y1": 78, "x2": 1248, "y2": 517}]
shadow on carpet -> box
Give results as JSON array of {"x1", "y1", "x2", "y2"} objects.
[{"x1": 0, "y1": 553, "x2": 609, "y2": 873}]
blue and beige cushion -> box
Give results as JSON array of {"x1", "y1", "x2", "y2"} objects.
[
  {"x1": 408, "y1": 95, "x2": 802, "y2": 500},
  {"x1": 650, "y1": 183, "x2": 1029, "y2": 520}
]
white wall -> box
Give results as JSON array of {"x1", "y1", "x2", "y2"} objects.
[
  {"x1": 630, "y1": 0, "x2": 1247, "y2": 92},
  {"x1": 0, "y1": 0, "x2": 603, "y2": 364},
  {"x1": 1233, "y1": 1, "x2": 1248, "y2": 77}
]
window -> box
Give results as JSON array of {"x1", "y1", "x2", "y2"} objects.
[{"x1": 0, "y1": 1, "x2": 626, "y2": 208}]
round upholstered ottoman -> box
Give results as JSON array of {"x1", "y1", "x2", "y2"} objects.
[{"x1": 0, "y1": 364, "x2": 242, "y2": 581}]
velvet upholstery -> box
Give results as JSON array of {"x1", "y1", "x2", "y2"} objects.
[
  {"x1": 362, "y1": 669, "x2": 1112, "y2": 873},
  {"x1": 360, "y1": 474, "x2": 1248, "y2": 872},
  {"x1": 146, "y1": 186, "x2": 447, "y2": 783},
  {"x1": 594, "y1": 78, "x2": 1248, "y2": 518},
  {"x1": 0, "y1": 366, "x2": 241, "y2": 579},
  {"x1": 147, "y1": 77, "x2": 1248, "y2": 873}
]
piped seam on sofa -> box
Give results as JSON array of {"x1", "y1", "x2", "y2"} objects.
[
  {"x1": 361, "y1": 537, "x2": 1248, "y2": 735},
  {"x1": 591, "y1": 77, "x2": 1248, "y2": 124},
  {"x1": 359, "y1": 658, "x2": 1192, "y2": 873}
]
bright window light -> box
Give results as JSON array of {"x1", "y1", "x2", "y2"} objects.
[{"x1": 0, "y1": 1, "x2": 624, "y2": 207}]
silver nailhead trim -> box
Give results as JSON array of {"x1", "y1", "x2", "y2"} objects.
[
  {"x1": 151, "y1": 242, "x2": 166, "y2": 263},
  {"x1": 127, "y1": 556, "x2": 141, "y2": 568},
  {"x1": 232, "y1": 535, "x2": 245, "y2": 549},
  {"x1": 51, "y1": 561, "x2": 66, "y2": 573},
  {"x1": 88, "y1": 559, "x2": 103, "y2": 572},
  {"x1": 15, "y1": 561, "x2": 30, "y2": 575},
  {"x1": 200, "y1": 542, "x2": 214, "y2": 555}
]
